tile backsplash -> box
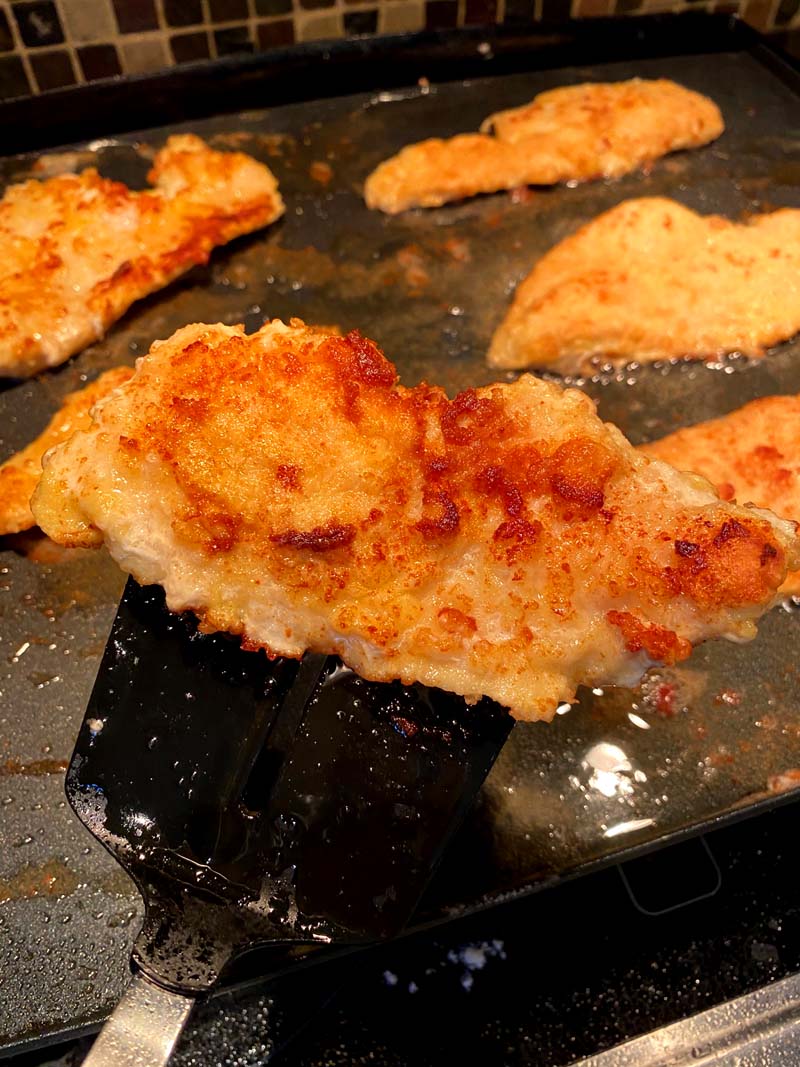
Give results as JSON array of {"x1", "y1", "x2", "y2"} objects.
[{"x1": 0, "y1": 0, "x2": 796, "y2": 101}]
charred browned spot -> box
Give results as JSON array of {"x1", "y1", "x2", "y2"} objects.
[
  {"x1": 492, "y1": 516, "x2": 542, "y2": 564},
  {"x1": 276, "y1": 463, "x2": 301, "y2": 491},
  {"x1": 329, "y1": 331, "x2": 397, "y2": 388},
  {"x1": 416, "y1": 490, "x2": 460, "y2": 537},
  {"x1": 753, "y1": 444, "x2": 785, "y2": 462},
  {"x1": 476, "y1": 466, "x2": 524, "y2": 517},
  {"x1": 440, "y1": 389, "x2": 502, "y2": 446},
  {"x1": 607, "y1": 610, "x2": 691, "y2": 666},
  {"x1": 170, "y1": 395, "x2": 209, "y2": 419},
  {"x1": 669, "y1": 513, "x2": 786, "y2": 607},
  {"x1": 550, "y1": 437, "x2": 617, "y2": 510},
  {"x1": 174, "y1": 509, "x2": 243, "y2": 554},
  {"x1": 1, "y1": 757, "x2": 68, "y2": 776},
  {"x1": 761, "y1": 543, "x2": 778, "y2": 566},
  {"x1": 271, "y1": 522, "x2": 356, "y2": 551},
  {"x1": 425, "y1": 455, "x2": 450, "y2": 479},
  {"x1": 0, "y1": 859, "x2": 79, "y2": 904},
  {"x1": 118, "y1": 435, "x2": 140, "y2": 453},
  {"x1": 438, "y1": 607, "x2": 477, "y2": 636},
  {"x1": 713, "y1": 519, "x2": 749, "y2": 548}
]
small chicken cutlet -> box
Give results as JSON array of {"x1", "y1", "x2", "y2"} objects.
[
  {"x1": 32, "y1": 322, "x2": 797, "y2": 721},
  {"x1": 640, "y1": 395, "x2": 800, "y2": 596},
  {"x1": 364, "y1": 79, "x2": 723, "y2": 213},
  {"x1": 489, "y1": 197, "x2": 800, "y2": 372},
  {"x1": 0, "y1": 366, "x2": 133, "y2": 535},
  {"x1": 0, "y1": 134, "x2": 284, "y2": 378}
]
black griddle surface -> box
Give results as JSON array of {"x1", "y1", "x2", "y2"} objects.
[{"x1": 1, "y1": 19, "x2": 799, "y2": 1055}]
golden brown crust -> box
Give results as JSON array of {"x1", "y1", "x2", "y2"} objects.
[
  {"x1": 0, "y1": 134, "x2": 284, "y2": 378},
  {"x1": 0, "y1": 366, "x2": 133, "y2": 535},
  {"x1": 31, "y1": 322, "x2": 798, "y2": 721},
  {"x1": 364, "y1": 79, "x2": 723, "y2": 213},
  {"x1": 640, "y1": 395, "x2": 800, "y2": 596},
  {"x1": 488, "y1": 197, "x2": 800, "y2": 371}
]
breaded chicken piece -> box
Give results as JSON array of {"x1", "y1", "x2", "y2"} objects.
[
  {"x1": 32, "y1": 322, "x2": 797, "y2": 721},
  {"x1": 640, "y1": 396, "x2": 800, "y2": 596},
  {"x1": 0, "y1": 134, "x2": 284, "y2": 378},
  {"x1": 0, "y1": 366, "x2": 133, "y2": 535},
  {"x1": 489, "y1": 197, "x2": 800, "y2": 372},
  {"x1": 364, "y1": 79, "x2": 723, "y2": 213}
]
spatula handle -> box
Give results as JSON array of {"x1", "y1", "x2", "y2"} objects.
[{"x1": 81, "y1": 971, "x2": 196, "y2": 1067}]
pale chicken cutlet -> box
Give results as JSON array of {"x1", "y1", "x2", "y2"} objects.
[
  {"x1": 32, "y1": 322, "x2": 797, "y2": 721},
  {"x1": 0, "y1": 366, "x2": 133, "y2": 535},
  {"x1": 364, "y1": 79, "x2": 723, "y2": 213},
  {"x1": 489, "y1": 197, "x2": 800, "y2": 372},
  {"x1": 640, "y1": 395, "x2": 800, "y2": 596},
  {"x1": 0, "y1": 134, "x2": 284, "y2": 378}
]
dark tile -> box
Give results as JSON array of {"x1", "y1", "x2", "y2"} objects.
[
  {"x1": 214, "y1": 24, "x2": 253, "y2": 53},
  {"x1": 256, "y1": 0, "x2": 292, "y2": 13},
  {"x1": 344, "y1": 7, "x2": 377, "y2": 30},
  {"x1": 503, "y1": 0, "x2": 535, "y2": 22},
  {"x1": 773, "y1": 27, "x2": 800, "y2": 55},
  {"x1": 540, "y1": 0, "x2": 571, "y2": 18},
  {"x1": 776, "y1": 0, "x2": 799, "y2": 23},
  {"x1": 425, "y1": 0, "x2": 458, "y2": 26},
  {"x1": 163, "y1": 0, "x2": 203, "y2": 26},
  {"x1": 299, "y1": 0, "x2": 334, "y2": 8},
  {"x1": 170, "y1": 29, "x2": 210, "y2": 61},
  {"x1": 615, "y1": 0, "x2": 642, "y2": 11},
  {"x1": 111, "y1": 0, "x2": 158, "y2": 33},
  {"x1": 30, "y1": 46, "x2": 75, "y2": 89},
  {"x1": 0, "y1": 53, "x2": 30, "y2": 98},
  {"x1": 464, "y1": 0, "x2": 497, "y2": 21},
  {"x1": 0, "y1": 7, "x2": 13, "y2": 51},
  {"x1": 257, "y1": 16, "x2": 294, "y2": 45},
  {"x1": 12, "y1": 1, "x2": 64, "y2": 46},
  {"x1": 77, "y1": 43, "x2": 122, "y2": 80},
  {"x1": 208, "y1": 0, "x2": 248, "y2": 19},
  {"x1": 575, "y1": 0, "x2": 611, "y2": 13}
]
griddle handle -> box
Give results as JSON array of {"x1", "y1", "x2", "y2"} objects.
[{"x1": 80, "y1": 971, "x2": 196, "y2": 1067}]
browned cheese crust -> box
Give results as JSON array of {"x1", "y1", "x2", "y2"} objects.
[
  {"x1": 31, "y1": 322, "x2": 798, "y2": 721},
  {"x1": 489, "y1": 197, "x2": 800, "y2": 372},
  {"x1": 640, "y1": 395, "x2": 800, "y2": 596},
  {"x1": 364, "y1": 79, "x2": 723, "y2": 213},
  {"x1": 0, "y1": 134, "x2": 284, "y2": 377},
  {"x1": 0, "y1": 366, "x2": 133, "y2": 535}
]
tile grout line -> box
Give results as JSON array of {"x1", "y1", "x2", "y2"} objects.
[
  {"x1": 52, "y1": 0, "x2": 85, "y2": 85},
  {"x1": 4, "y1": 0, "x2": 39, "y2": 94}
]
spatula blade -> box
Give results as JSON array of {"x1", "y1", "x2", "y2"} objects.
[{"x1": 67, "y1": 578, "x2": 512, "y2": 992}]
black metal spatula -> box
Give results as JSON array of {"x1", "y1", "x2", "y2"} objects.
[{"x1": 69, "y1": 578, "x2": 512, "y2": 1065}]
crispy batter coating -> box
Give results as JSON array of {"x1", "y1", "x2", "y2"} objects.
[
  {"x1": 0, "y1": 366, "x2": 133, "y2": 535},
  {"x1": 0, "y1": 134, "x2": 284, "y2": 378},
  {"x1": 640, "y1": 395, "x2": 800, "y2": 596},
  {"x1": 32, "y1": 322, "x2": 798, "y2": 721},
  {"x1": 489, "y1": 197, "x2": 800, "y2": 372},
  {"x1": 364, "y1": 79, "x2": 723, "y2": 213}
]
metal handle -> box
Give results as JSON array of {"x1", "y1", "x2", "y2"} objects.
[{"x1": 81, "y1": 971, "x2": 196, "y2": 1067}]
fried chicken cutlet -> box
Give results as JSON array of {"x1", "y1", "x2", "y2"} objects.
[
  {"x1": 640, "y1": 395, "x2": 800, "y2": 596},
  {"x1": 489, "y1": 197, "x2": 800, "y2": 372},
  {"x1": 0, "y1": 135, "x2": 284, "y2": 378},
  {"x1": 364, "y1": 79, "x2": 723, "y2": 213},
  {"x1": 31, "y1": 322, "x2": 797, "y2": 721},
  {"x1": 0, "y1": 366, "x2": 133, "y2": 535}
]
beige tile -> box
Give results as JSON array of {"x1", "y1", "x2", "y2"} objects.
[
  {"x1": 296, "y1": 11, "x2": 344, "y2": 39},
  {"x1": 378, "y1": 0, "x2": 424, "y2": 31},
  {"x1": 120, "y1": 35, "x2": 170, "y2": 74},
  {"x1": 59, "y1": 0, "x2": 117, "y2": 43}
]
